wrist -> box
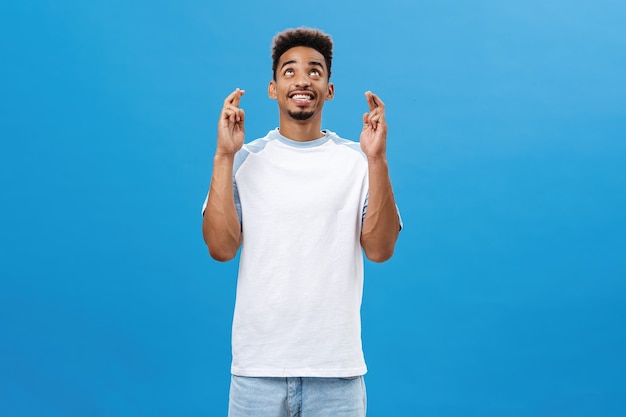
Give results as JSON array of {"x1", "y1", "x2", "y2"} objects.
[
  {"x1": 366, "y1": 154, "x2": 388, "y2": 164},
  {"x1": 214, "y1": 152, "x2": 236, "y2": 163},
  {"x1": 213, "y1": 150, "x2": 237, "y2": 159}
]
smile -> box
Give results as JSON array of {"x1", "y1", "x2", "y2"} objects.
[{"x1": 289, "y1": 90, "x2": 316, "y2": 102}]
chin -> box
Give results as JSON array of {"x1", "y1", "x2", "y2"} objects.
[{"x1": 288, "y1": 110, "x2": 315, "y2": 121}]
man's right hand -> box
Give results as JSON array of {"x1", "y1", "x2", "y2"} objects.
[{"x1": 217, "y1": 88, "x2": 246, "y2": 155}]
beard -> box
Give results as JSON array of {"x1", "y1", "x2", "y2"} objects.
[{"x1": 288, "y1": 109, "x2": 315, "y2": 121}]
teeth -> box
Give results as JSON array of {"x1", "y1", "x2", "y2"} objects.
[{"x1": 292, "y1": 94, "x2": 312, "y2": 100}]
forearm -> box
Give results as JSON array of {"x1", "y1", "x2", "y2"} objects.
[
  {"x1": 360, "y1": 157, "x2": 400, "y2": 262},
  {"x1": 202, "y1": 153, "x2": 241, "y2": 261}
]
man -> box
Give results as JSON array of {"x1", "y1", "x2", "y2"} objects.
[{"x1": 202, "y1": 27, "x2": 401, "y2": 417}]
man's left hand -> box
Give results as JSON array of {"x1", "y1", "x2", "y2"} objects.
[{"x1": 360, "y1": 91, "x2": 388, "y2": 159}]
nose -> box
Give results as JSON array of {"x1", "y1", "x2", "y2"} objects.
[{"x1": 294, "y1": 74, "x2": 311, "y2": 87}]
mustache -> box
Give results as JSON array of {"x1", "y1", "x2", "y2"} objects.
[{"x1": 288, "y1": 87, "x2": 317, "y2": 97}]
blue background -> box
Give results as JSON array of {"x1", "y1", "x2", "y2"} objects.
[{"x1": 1, "y1": 1, "x2": 625, "y2": 416}]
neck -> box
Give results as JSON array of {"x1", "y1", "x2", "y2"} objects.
[{"x1": 278, "y1": 113, "x2": 324, "y2": 142}]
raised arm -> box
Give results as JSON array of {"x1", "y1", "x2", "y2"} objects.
[
  {"x1": 359, "y1": 91, "x2": 401, "y2": 262},
  {"x1": 202, "y1": 88, "x2": 246, "y2": 261}
]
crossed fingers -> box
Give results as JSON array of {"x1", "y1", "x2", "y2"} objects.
[
  {"x1": 365, "y1": 91, "x2": 385, "y2": 127},
  {"x1": 222, "y1": 88, "x2": 245, "y2": 122}
]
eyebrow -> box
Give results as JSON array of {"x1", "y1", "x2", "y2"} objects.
[{"x1": 280, "y1": 60, "x2": 325, "y2": 71}]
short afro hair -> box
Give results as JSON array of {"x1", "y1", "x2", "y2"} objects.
[{"x1": 271, "y1": 27, "x2": 333, "y2": 80}]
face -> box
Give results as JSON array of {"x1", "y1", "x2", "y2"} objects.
[{"x1": 269, "y1": 46, "x2": 334, "y2": 122}]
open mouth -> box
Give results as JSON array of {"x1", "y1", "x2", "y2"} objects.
[{"x1": 289, "y1": 90, "x2": 315, "y2": 104}]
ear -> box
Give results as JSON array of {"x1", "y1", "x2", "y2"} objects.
[
  {"x1": 268, "y1": 81, "x2": 277, "y2": 99},
  {"x1": 325, "y1": 82, "x2": 335, "y2": 100}
]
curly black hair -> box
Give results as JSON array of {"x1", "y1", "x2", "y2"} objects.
[{"x1": 271, "y1": 27, "x2": 333, "y2": 80}]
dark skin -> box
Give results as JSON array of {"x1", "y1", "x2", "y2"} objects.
[{"x1": 203, "y1": 46, "x2": 399, "y2": 262}]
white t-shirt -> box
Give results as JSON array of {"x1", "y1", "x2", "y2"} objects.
[{"x1": 206, "y1": 129, "x2": 370, "y2": 377}]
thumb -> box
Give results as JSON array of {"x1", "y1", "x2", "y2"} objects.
[{"x1": 362, "y1": 112, "x2": 370, "y2": 129}]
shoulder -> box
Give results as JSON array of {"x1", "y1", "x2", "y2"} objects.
[
  {"x1": 325, "y1": 130, "x2": 367, "y2": 160},
  {"x1": 234, "y1": 129, "x2": 280, "y2": 171},
  {"x1": 241, "y1": 129, "x2": 279, "y2": 154}
]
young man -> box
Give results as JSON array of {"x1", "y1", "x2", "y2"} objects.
[{"x1": 202, "y1": 27, "x2": 401, "y2": 417}]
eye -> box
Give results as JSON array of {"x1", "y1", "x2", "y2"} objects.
[
  {"x1": 310, "y1": 69, "x2": 320, "y2": 77},
  {"x1": 284, "y1": 69, "x2": 294, "y2": 76}
]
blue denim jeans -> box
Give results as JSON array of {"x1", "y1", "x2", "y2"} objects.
[{"x1": 228, "y1": 375, "x2": 367, "y2": 417}]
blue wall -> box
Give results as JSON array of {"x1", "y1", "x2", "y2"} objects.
[{"x1": 1, "y1": 1, "x2": 625, "y2": 415}]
